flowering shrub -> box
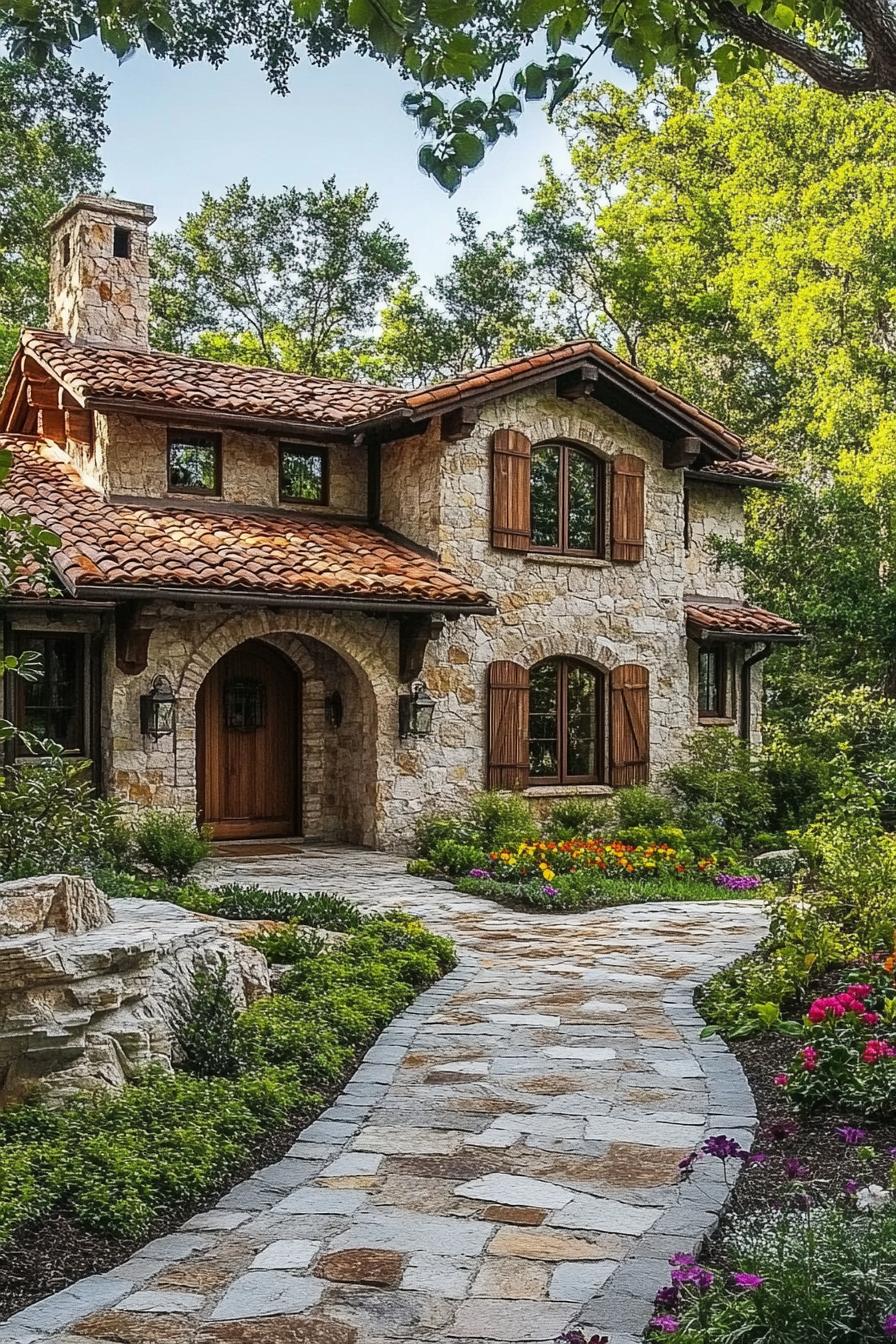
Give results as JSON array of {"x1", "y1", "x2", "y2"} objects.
[
  {"x1": 714, "y1": 873, "x2": 763, "y2": 891},
  {"x1": 780, "y1": 967, "x2": 896, "y2": 1115}
]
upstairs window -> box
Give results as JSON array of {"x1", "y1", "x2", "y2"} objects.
[
  {"x1": 113, "y1": 226, "x2": 132, "y2": 259},
  {"x1": 61, "y1": 234, "x2": 71, "y2": 268},
  {"x1": 530, "y1": 441, "x2": 605, "y2": 557},
  {"x1": 698, "y1": 645, "x2": 729, "y2": 720},
  {"x1": 12, "y1": 633, "x2": 86, "y2": 755},
  {"x1": 280, "y1": 444, "x2": 328, "y2": 505},
  {"x1": 529, "y1": 658, "x2": 605, "y2": 784},
  {"x1": 168, "y1": 429, "x2": 221, "y2": 496}
]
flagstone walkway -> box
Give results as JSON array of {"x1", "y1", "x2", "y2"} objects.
[{"x1": 2, "y1": 847, "x2": 766, "y2": 1344}]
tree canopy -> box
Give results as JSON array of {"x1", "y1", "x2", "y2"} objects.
[
  {"x1": 0, "y1": 56, "x2": 108, "y2": 365},
  {"x1": 2, "y1": 0, "x2": 894, "y2": 189}
]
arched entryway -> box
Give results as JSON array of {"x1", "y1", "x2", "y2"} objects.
[{"x1": 196, "y1": 639, "x2": 300, "y2": 839}]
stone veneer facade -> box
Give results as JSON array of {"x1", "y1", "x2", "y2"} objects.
[{"x1": 45, "y1": 384, "x2": 758, "y2": 851}]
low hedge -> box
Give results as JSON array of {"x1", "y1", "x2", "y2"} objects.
[
  {"x1": 454, "y1": 872, "x2": 764, "y2": 911},
  {"x1": 0, "y1": 910, "x2": 455, "y2": 1249}
]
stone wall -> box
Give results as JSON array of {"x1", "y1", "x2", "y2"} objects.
[
  {"x1": 685, "y1": 481, "x2": 745, "y2": 599},
  {"x1": 96, "y1": 411, "x2": 368, "y2": 515}
]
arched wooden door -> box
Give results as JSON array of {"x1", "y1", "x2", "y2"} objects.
[{"x1": 197, "y1": 640, "x2": 300, "y2": 839}]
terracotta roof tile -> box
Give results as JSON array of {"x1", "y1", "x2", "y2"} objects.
[
  {"x1": 689, "y1": 453, "x2": 783, "y2": 485},
  {"x1": 20, "y1": 329, "x2": 406, "y2": 430},
  {"x1": 686, "y1": 600, "x2": 801, "y2": 640},
  {"x1": 0, "y1": 436, "x2": 491, "y2": 609}
]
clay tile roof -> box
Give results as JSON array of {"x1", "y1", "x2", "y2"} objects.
[
  {"x1": 405, "y1": 340, "x2": 746, "y2": 456},
  {"x1": 688, "y1": 453, "x2": 783, "y2": 486},
  {"x1": 20, "y1": 329, "x2": 406, "y2": 430},
  {"x1": 685, "y1": 600, "x2": 802, "y2": 641},
  {"x1": 0, "y1": 436, "x2": 492, "y2": 609}
]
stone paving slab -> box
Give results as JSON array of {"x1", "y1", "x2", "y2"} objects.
[{"x1": 6, "y1": 846, "x2": 765, "y2": 1344}]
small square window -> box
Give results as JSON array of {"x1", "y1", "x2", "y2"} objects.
[
  {"x1": 61, "y1": 234, "x2": 71, "y2": 268},
  {"x1": 168, "y1": 430, "x2": 221, "y2": 495},
  {"x1": 113, "y1": 226, "x2": 132, "y2": 259},
  {"x1": 279, "y1": 444, "x2": 328, "y2": 505},
  {"x1": 698, "y1": 646, "x2": 728, "y2": 719}
]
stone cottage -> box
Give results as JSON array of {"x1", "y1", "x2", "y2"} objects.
[{"x1": 0, "y1": 194, "x2": 800, "y2": 849}]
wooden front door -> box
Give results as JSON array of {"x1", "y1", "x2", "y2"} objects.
[{"x1": 197, "y1": 640, "x2": 299, "y2": 839}]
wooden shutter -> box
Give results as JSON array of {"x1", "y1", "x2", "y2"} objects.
[
  {"x1": 610, "y1": 663, "x2": 650, "y2": 786},
  {"x1": 491, "y1": 429, "x2": 531, "y2": 551},
  {"x1": 610, "y1": 453, "x2": 645, "y2": 562},
  {"x1": 487, "y1": 661, "x2": 530, "y2": 791}
]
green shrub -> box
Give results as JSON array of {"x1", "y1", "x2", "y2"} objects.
[
  {"x1": 763, "y1": 726, "x2": 835, "y2": 832},
  {"x1": 664, "y1": 729, "x2": 772, "y2": 842},
  {"x1": 406, "y1": 858, "x2": 437, "y2": 877},
  {"x1": 456, "y1": 871, "x2": 754, "y2": 913},
  {"x1": 174, "y1": 959, "x2": 244, "y2": 1078},
  {"x1": 236, "y1": 997, "x2": 352, "y2": 1085},
  {"x1": 428, "y1": 838, "x2": 489, "y2": 876},
  {"x1": 0, "y1": 755, "x2": 128, "y2": 880},
  {"x1": 246, "y1": 923, "x2": 329, "y2": 966},
  {"x1": 415, "y1": 813, "x2": 477, "y2": 857},
  {"x1": 132, "y1": 810, "x2": 211, "y2": 881},
  {"x1": 467, "y1": 790, "x2": 535, "y2": 850},
  {"x1": 211, "y1": 884, "x2": 365, "y2": 930},
  {"x1": 95, "y1": 867, "x2": 218, "y2": 910},
  {"x1": 614, "y1": 784, "x2": 674, "y2": 829},
  {"x1": 543, "y1": 798, "x2": 611, "y2": 839}
]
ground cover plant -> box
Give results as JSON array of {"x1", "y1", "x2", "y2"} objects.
[{"x1": 0, "y1": 904, "x2": 455, "y2": 1316}]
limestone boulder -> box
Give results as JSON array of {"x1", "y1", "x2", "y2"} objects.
[{"x1": 0, "y1": 874, "x2": 113, "y2": 937}]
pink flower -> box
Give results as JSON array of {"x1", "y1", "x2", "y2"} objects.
[
  {"x1": 863, "y1": 1012, "x2": 881, "y2": 1026},
  {"x1": 774, "y1": 1073, "x2": 789, "y2": 1086},
  {"x1": 801, "y1": 1046, "x2": 818, "y2": 1071},
  {"x1": 862, "y1": 1040, "x2": 896, "y2": 1064},
  {"x1": 649, "y1": 1317, "x2": 680, "y2": 1335},
  {"x1": 845, "y1": 983, "x2": 872, "y2": 998}
]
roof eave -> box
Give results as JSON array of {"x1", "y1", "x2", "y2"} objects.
[
  {"x1": 686, "y1": 623, "x2": 804, "y2": 645},
  {"x1": 68, "y1": 581, "x2": 496, "y2": 617},
  {"x1": 684, "y1": 469, "x2": 784, "y2": 491},
  {"x1": 85, "y1": 396, "x2": 358, "y2": 442}
]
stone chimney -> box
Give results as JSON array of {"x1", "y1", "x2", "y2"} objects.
[{"x1": 46, "y1": 195, "x2": 156, "y2": 352}]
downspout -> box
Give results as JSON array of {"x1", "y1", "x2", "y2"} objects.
[{"x1": 740, "y1": 642, "x2": 773, "y2": 740}]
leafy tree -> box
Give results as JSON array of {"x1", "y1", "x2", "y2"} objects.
[
  {"x1": 150, "y1": 178, "x2": 410, "y2": 377},
  {"x1": 368, "y1": 210, "x2": 547, "y2": 384},
  {"x1": 3, "y1": 0, "x2": 895, "y2": 188},
  {"x1": 0, "y1": 56, "x2": 108, "y2": 365}
]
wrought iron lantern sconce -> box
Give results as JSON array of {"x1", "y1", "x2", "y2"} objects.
[
  {"x1": 140, "y1": 675, "x2": 176, "y2": 740},
  {"x1": 324, "y1": 690, "x2": 344, "y2": 729},
  {"x1": 398, "y1": 679, "x2": 436, "y2": 739}
]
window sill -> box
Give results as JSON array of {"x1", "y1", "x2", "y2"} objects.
[
  {"x1": 523, "y1": 553, "x2": 610, "y2": 570},
  {"x1": 524, "y1": 784, "x2": 614, "y2": 798},
  {"x1": 698, "y1": 716, "x2": 736, "y2": 727}
]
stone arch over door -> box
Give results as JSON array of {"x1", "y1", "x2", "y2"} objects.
[{"x1": 176, "y1": 608, "x2": 395, "y2": 847}]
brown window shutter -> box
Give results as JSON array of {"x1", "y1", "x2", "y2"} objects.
[
  {"x1": 491, "y1": 428, "x2": 531, "y2": 551},
  {"x1": 487, "y1": 661, "x2": 530, "y2": 791},
  {"x1": 610, "y1": 453, "x2": 645, "y2": 562},
  {"x1": 609, "y1": 663, "x2": 650, "y2": 786}
]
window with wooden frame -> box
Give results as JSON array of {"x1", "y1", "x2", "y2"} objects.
[
  {"x1": 167, "y1": 429, "x2": 221, "y2": 495},
  {"x1": 11, "y1": 632, "x2": 87, "y2": 755},
  {"x1": 530, "y1": 442, "x2": 606, "y2": 557},
  {"x1": 279, "y1": 444, "x2": 329, "y2": 505},
  {"x1": 529, "y1": 658, "x2": 606, "y2": 784},
  {"x1": 698, "y1": 645, "x2": 730, "y2": 720}
]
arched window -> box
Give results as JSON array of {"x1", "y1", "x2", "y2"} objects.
[
  {"x1": 529, "y1": 658, "x2": 605, "y2": 784},
  {"x1": 530, "y1": 441, "x2": 605, "y2": 556}
]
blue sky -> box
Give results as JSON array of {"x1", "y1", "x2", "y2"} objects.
[{"x1": 75, "y1": 43, "x2": 615, "y2": 282}]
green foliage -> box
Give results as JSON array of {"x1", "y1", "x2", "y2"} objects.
[
  {"x1": 466, "y1": 790, "x2": 534, "y2": 850},
  {"x1": 543, "y1": 798, "x2": 612, "y2": 839},
  {"x1": 150, "y1": 178, "x2": 409, "y2": 377},
  {"x1": 614, "y1": 785, "x2": 675, "y2": 830},
  {"x1": 427, "y1": 839, "x2": 489, "y2": 877},
  {"x1": 132, "y1": 810, "x2": 211, "y2": 882},
  {"x1": 0, "y1": 755, "x2": 128, "y2": 880},
  {"x1": 174, "y1": 959, "x2": 243, "y2": 1078},
  {"x1": 457, "y1": 870, "x2": 755, "y2": 912},
  {"x1": 406, "y1": 858, "x2": 437, "y2": 877},
  {"x1": 211, "y1": 884, "x2": 365, "y2": 929},
  {"x1": 0, "y1": 57, "x2": 107, "y2": 366},
  {"x1": 664, "y1": 729, "x2": 772, "y2": 843}
]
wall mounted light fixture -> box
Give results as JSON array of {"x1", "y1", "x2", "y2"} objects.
[
  {"x1": 398, "y1": 679, "x2": 436, "y2": 739},
  {"x1": 139, "y1": 675, "x2": 176, "y2": 740},
  {"x1": 324, "y1": 690, "x2": 344, "y2": 729}
]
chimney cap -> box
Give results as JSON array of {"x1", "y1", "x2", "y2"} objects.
[{"x1": 45, "y1": 194, "x2": 156, "y2": 233}]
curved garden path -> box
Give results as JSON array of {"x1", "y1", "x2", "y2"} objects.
[{"x1": 2, "y1": 847, "x2": 766, "y2": 1344}]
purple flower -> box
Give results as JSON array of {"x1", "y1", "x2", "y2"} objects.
[
  {"x1": 785, "y1": 1157, "x2": 810, "y2": 1180},
  {"x1": 714, "y1": 873, "x2": 762, "y2": 890},
  {"x1": 669, "y1": 1252, "x2": 697, "y2": 1267},
  {"x1": 884, "y1": 1317, "x2": 896, "y2": 1339},
  {"x1": 655, "y1": 1286, "x2": 680, "y2": 1309},
  {"x1": 671, "y1": 1264, "x2": 714, "y2": 1293},
  {"x1": 468, "y1": 868, "x2": 492, "y2": 879},
  {"x1": 844, "y1": 1179, "x2": 860, "y2": 1196},
  {"x1": 678, "y1": 1152, "x2": 699, "y2": 1175},
  {"x1": 836, "y1": 1126, "x2": 868, "y2": 1146},
  {"x1": 746, "y1": 1151, "x2": 768, "y2": 1165},
  {"x1": 542, "y1": 884, "x2": 559, "y2": 897},
  {"x1": 703, "y1": 1134, "x2": 746, "y2": 1161},
  {"x1": 649, "y1": 1317, "x2": 680, "y2": 1335},
  {"x1": 766, "y1": 1119, "x2": 798, "y2": 1142},
  {"x1": 731, "y1": 1272, "x2": 764, "y2": 1291}
]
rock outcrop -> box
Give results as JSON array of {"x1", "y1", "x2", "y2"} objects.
[{"x1": 0, "y1": 876, "x2": 271, "y2": 1104}]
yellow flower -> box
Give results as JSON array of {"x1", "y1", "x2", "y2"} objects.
[{"x1": 542, "y1": 868, "x2": 555, "y2": 881}]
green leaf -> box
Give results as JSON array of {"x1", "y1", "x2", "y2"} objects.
[
  {"x1": 518, "y1": 0, "x2": 551, "y2": 27},
  {"x1": 450, "y1": 130, "x2": 485, "y2": 168},
  {"x1": 346, "y1": 0, "x2": 373, "y2": 29}
]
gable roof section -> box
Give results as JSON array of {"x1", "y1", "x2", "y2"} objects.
[
  {"x1": 686, "y1": 600, "x2": 801, "y2": 642},
  {"x1": 4, "y1": 330, "x2": 751, "y2": 462},
  {"x1": 0, "y1": 436, "x2": 492, "y2": 610}
]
